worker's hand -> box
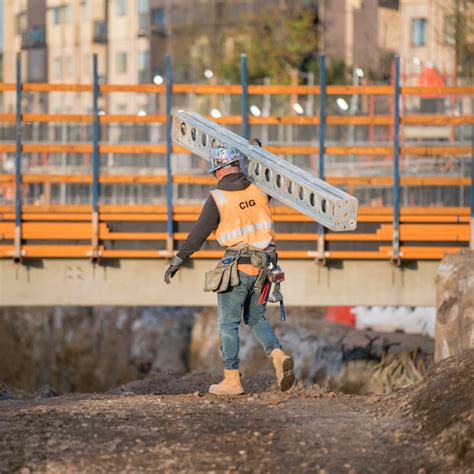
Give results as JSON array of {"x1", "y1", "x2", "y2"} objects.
[
  {"x1": 164, "y1": 256, "x2": 183, "y2": 284},
  {"x1": 250, "y1": 137, "x2": 263, "y2": 147}
]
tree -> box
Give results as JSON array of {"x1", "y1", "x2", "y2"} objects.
[
  {"x1": 217, "y1": 4, "x2": 320, "y2": 84},
  {"x1": 442, "y1": 0, "x2": 474, "y2": 79}
]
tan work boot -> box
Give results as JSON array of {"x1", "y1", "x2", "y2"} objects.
[
  {"x1": 209, "y1": 369, "x2": 245, "y2": 395},
  {"x1": 271, "y1": 348, "x2": 295, "y2": 391}
]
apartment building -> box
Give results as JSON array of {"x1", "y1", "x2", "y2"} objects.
[
  {"x1": 321, "y1": 0, "x2": 400, "y2": 79},
  {"x1": 46, "y1": 0, "x2": 108, "y2": 113},
  {"x1": 107, "y1": 0, "x2": 154, "y2": 115},
  {"x1": 398, "y1": 0, "x2": 469, "y2": 81},
  {"x1": 3, "y1": 0, "x2": 47, "y2": 113}
]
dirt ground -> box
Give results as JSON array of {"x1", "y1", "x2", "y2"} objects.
[{"x1": 1, "y1": 350, "x2": 472, "y2": 474}]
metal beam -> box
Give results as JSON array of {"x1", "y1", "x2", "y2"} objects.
[{"x1": 172, "y1": 112, "x2": 358, "y2": 231}]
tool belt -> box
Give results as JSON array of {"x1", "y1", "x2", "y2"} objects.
[
  {"x1": 203, "y1": 246, "x2": 277, "y2": 293},
  {"x1": 203, "y1": 245, "x2": 287, "y2": 321}
]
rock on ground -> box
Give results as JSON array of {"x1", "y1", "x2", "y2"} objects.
[
  {"x1": 0, "y1": 307, "x2": 196, "y2": 393},
  {"x1": 435, "y1": 249, "x2": 474, "y2": 362},
  {"x1": 0, "y1": 350, "x2": 472, "y2": 473}
]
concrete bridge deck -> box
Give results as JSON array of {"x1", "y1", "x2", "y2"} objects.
[{"x1": 0, "y1": 258, "x2": 439, "y2": 307}]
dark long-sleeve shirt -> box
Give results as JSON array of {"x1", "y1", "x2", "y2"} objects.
[{"x1": 176, "y1": 172, "x2": 252, "y2": 261}]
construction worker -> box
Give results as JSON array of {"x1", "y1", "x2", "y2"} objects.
[{"x1": 164, "y1": 144, "x2": 295, "y2": 395}]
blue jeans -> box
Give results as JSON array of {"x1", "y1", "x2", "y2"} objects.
[{"x1": 217, "y1": 271, "x2": 282, "y2": 370}]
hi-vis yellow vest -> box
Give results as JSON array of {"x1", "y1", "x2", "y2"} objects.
[{"x1": 210, "y1": 184, "x2": 275, "y2": 250}]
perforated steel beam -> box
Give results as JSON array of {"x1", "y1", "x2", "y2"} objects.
[{"x1": 172, "y1": 112, "x2": 358, "y2": 231}]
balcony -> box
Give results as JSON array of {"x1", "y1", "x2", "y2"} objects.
[
  {"x1": 93, "y1": 21, "x2": 107, "y2": 43},
  {"x1": 21, "y1": 27, "x2": 46, "y2": 49},
  {"x1": 151, "y1": 24, "x2": 166, "y2": 36}
]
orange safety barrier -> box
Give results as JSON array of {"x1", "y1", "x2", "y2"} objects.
[
  {"x1": 0, "y1": 174, "x2": 470, "y2": 187},
  {"x1": 1, "y1": 81, "x2": 472, "y2": 261},
  {"x1": 1, "y1": 83, "x2": 473, "y2": 95},
  {"x1": 2, "y1": 113, "x2": 473, "y2": 126},
  {"x1": 0, "y1": 205, "x2": 469, "y2": 260}
]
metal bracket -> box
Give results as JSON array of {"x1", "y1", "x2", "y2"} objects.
[{"x1": 172, "y1": 112, "x2": 358, "y2": 231}]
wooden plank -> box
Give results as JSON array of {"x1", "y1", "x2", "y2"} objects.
[
  {"x1": 326, "y1": 177, "x2": 470, "y2": 186},
  {"x1": 325, "y1": 251, "x2": 390, "y2": 259},
  {"x1": 0, "y1": 114, "x2": 16, "y2": 123},
  {"x1": 0, "y1": 144, "x2": 16, "y2": 153},
  {"x1": 402, "y1": 145, "x2": 471, "y2": 155},
  {"x1": 0, "y1": 142, "x2": 470, "y2": 156},
  {"x1": 0, "y1": 174, "x2": 471, "y2": 187},
  {"x1": 400, "y1": 86, "x2": 474, "y2": 95},
  {"x1": 100, "y1": 84, "x2": 165, "y2": 93},
  {"x1": 100, "y1": 114, "x2": 166, "y2": 124},
  {"x1": 173, "y1": 84, "x2": 243, "y2": 94},
  {"x1": 5, "y1": 113, "x2": 472, "y2": 126},
  {"x1": 0, "y1": 245, "x2": 96, "y2": 257},
  {"x1": 1, "y1": 204, "x2": 467, "y2": 216},
  {"x1": 173, "y1": 175, "x2": 216, "y2": 185},
  {"x1": 1, "y1": 83, "x2": 471, "y2": 96},
  {"x1": 402, "y1": 115, "x2": 474, "y2": 125},
  {"x1": 23, "y1": 84, "x2": 93, "y2": 92},
  {"x1": 22, "y1": 114, "x2": 167, "y2": 124},
  {"x1": 326, "y1": 86, "x2": 394, "y2": 95}
]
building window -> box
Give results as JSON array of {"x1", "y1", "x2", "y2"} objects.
[
  {"x1": 53, "y1": 6, "x2": 61, "y2": 24},
  {"x1": 64, "y1": 5, "x2": 72, "y2": 23},
  {"x1": 412, "y1": 18, "x2": 427, "y2": 46},
  {"x1": 138, "y1": 50, "x2": 149, "y2": 83},
  {"x1": 138, "y1": 0, "x2": 148, "y2": 14},
  {"x1": 116, "y1": 0, "x2": 126, "y2": 16},
  {"x1": 151, "y1": 8, "x2": 165, "y2": 25},
  {"x1": 28, "y1": 49, "x2": 46, "y2": 82},
  {"x1": 83, "y1": 54, "x2": 90, "y2": 76},
  {"x1": 117, "y1": 52, "x2": 127, "y2": 74},
  {"x1": 54, "y1": 57, "x2": 62, "y2": 78},
  {"x1": 65, "y1": 57, "x2": 73, "y2": 77},
  {"x1": 16, "y1": 13, "x2": 26, "y2": 35},
  {"x1": 83, "y1": 0, "x2": 89, "y2": 21},
  {"x1": 444, "y1": 15, "x2": 456, "y2": 45}
]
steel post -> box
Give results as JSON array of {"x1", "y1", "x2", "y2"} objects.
[
  {"x1": 240, "y1": 53, "x2": 249, "y2": 175},
  {"x1": 317, "y1": 54, "x2": 327, "y2": 261},
  {"x1": 392, "y1": 55, "x2": 401, "y2": 262},
  {"x1": 13, "y1": 53, "x2": 23, "y2": 262},
  {"x1": 240, "y1": 53, "x2": 249, "y2": 140},
  {"x1": 165, "y1": 54, "x2": 174, "y2": 256},
  {"x1": 91, "y1": 53, "x2": 100, "y2": 261}
]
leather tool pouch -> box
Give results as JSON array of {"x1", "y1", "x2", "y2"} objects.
[{"x1": 203, "y1": 257, "x2": 240, "y2": 293}]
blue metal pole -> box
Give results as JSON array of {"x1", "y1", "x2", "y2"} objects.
[
  {"x1": 240, "y1": 53, "x2": 249, "y2": 176},
  {"x1": 393, "y1": 55, "x2": 401, "y2": 261},
  {"x1": 240, "y1": 53, "x2": 249, "y2": 141},
  {"x1": 470, "y1": 123, "x2": 474, "y2": 249},
  {"x1": 317, "y1": 54, "x2": 326, "y2": 262},
  {"x1": 91, "y1": 53, "x2": 100, "y2": 260},
  {"x1": 14, "y1": 53, "x2": 22, "y2": 262},
  {"x1": 165, "y1": 54, "x2": 174, "y2": 256}
]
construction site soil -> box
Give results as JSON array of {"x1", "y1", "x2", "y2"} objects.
[{"x1": 1, "y1": 349, "x2": 472, "y2": 473}]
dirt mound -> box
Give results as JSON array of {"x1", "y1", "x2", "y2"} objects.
[
  {"x1": 0, "y1": 380, "x2": 30, "y2": 400},
  {"x1": 108, "y1": 370, "x2": 284, "y2": 396},
  {"x1": 398, "y1": 349, "x2": 474, "y2": 468},
  {"x1": 0, "y1": 381, "x2": 58, "y2": 401}
]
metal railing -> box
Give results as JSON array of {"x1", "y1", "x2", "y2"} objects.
[{"x1": 0, "y1": 53, "x2": 473, "y2": 261}]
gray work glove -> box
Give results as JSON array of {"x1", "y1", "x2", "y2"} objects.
[{"x1": 164, "y1": 256, "x2": 183, "y2": 284}]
